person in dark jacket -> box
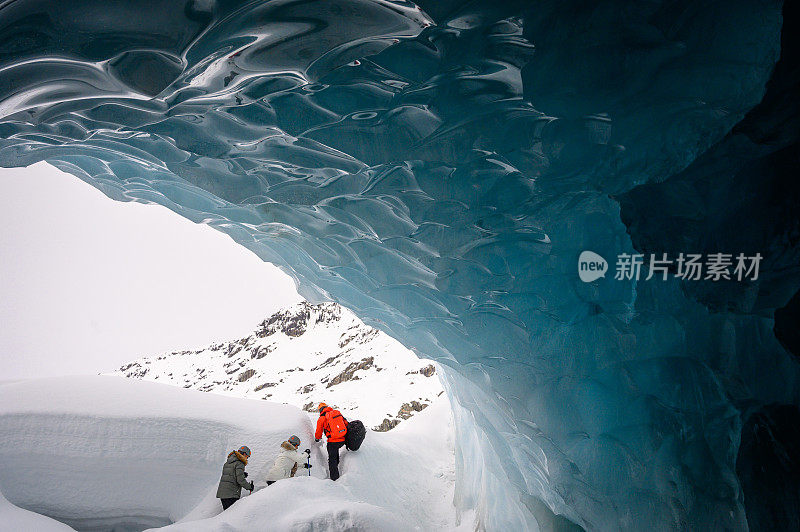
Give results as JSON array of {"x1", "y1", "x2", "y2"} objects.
[
  {"x1": 216, "y1": 445, "x2": 255, "y2": 510},
  {"x1": 314, "y1": 402, "x2": 348, "y2": 481}
]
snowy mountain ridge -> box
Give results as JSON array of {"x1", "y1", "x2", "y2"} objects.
[{"x1": 113, "y1": 302, "x2": 443, "y2": 431}]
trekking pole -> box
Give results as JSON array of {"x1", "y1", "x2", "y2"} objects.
[{"x1": 305, "y1": 449, "x2": 311, "y2": 476}]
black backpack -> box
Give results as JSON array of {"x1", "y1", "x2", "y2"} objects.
[{"x1": 345, "y1": 420, "x2": 366, "y2": 451}]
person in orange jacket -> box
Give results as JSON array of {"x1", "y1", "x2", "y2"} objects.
[{"x1": 314, "y1": 402, "x2": 348, "y2": 480}]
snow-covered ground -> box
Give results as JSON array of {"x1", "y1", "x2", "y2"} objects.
[
  {"x1": 0, "y1": 490, "x2": 73, "y2": 531},
  {"x1": 113, "y1": 302, "x2": 444, "y2": 432},
  {"x1": 0, "y1": 375, "x2": 461, "y2": 531},
  {"x1": 162, "y1": 397, "x2": 461, "y2": 532}
]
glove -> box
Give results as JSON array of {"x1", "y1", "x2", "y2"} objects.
[
  {"x1": 304, "y1": 463, "x2": 312, "y2": 469},
  {"x1": 315, "y1": 439, "x2": 320, "y2": 443},
  {"x1": 243, "y1": 472, "x2": 248, "y2": 478}
]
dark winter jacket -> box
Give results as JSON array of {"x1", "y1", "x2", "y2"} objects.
[{"x1": 216, "y1": 450, "x2": 254, "y2": 499}]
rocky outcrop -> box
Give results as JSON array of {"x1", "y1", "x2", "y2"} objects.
[
  {"x1": 326, "y1": 357, "x2": 375, "y2": 388},
  {"x1": 237, "y1": 369, "x2": 256, "y2": 382},
  {"x1": 407, "y1": 364, "x2": 436, "y2": 377},
  {"x1": 255, "y1": 302, "x2": 343, "y2": 339},
  {"x1": 250, "y1": 345, "x2": 273, "y2": 359},
  {"x1": 373, "y1": 418, "x2": 402, "y2": 432},
  {"x1": 398, "y1": 401, "x2": 428, "y2": 419},
  {"x1": 374, "y1": 401, "x2": 430, "y2": 432}
]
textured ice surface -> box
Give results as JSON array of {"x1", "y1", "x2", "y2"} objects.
[{"x1": 0, "y1": 1, "x2": 798, "y2": 530}]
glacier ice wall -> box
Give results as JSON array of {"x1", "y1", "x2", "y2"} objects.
[{"x1": 1, "y1": 0, "x2": 798, "y2": 529}]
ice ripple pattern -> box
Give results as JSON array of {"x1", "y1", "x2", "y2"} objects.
[{"x1": 0, "y1": 1, "x2": 797, "y2": 530}]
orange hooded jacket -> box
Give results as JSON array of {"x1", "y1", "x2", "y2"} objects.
[{"x1": 315, "y1": 406, "x2": 348, "y2": 443}]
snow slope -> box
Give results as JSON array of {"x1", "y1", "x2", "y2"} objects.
[
  {"x1": 0, "y1": 376, "x2": 309, "y2": 531},
  {"x1": 113, "y1": 302, "x2": 443, "y2": 431},
  {"x1": 0, "y1": 375, "x2": 459, "y2": 531},
  {"x1": 159, "y1": 398, "x2": 462, "y2": 532},
  {"x1": 0, "y1": 490, "x2": 73, "y2": 531}
]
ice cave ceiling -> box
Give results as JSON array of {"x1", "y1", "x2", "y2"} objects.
[{"x1": 0, "y1": 0, "x2": 798, "y2": 530}]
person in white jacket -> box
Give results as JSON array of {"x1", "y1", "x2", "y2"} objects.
[{"x1": 265, "y1": 435, "x2": 311, "y2": 485}]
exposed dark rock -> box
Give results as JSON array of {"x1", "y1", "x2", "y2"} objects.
[
  {"x1": 225, "y1": 339, "x2": 250, "y2": 358},
  {"x1": 254, "y1": 382, "x2": 277, "y2": 392},
  {"x1": 298, "y1": 384, "x2": 315, "y2": 393},
  {"x1": 373, "y1": 418, "x2": 401, "y2": 432},
  {"x1": 397, "y1": 400, "x2": 428, "y2": 419},
  {"x1": 118, "y1": 362, "x2": 149, "y2": 379},
  {"x1": 312, "y1": 353, "x2": 343, "y2": 371},
  {"x1": 373, "y1": 401, "x2": 430, "y2": 431},
  {"x1": 338, "y1": 327, "x2": 377, "y2": 348},
  {"x1": 251, "y1": 345, "x2": 273, "y2": 359},
  {"x1": 315, "y1": 304, "x2": 341, "y2": 323},
  {"x1": 224, "y1": 363, "x2": 242, "y2": 375},
  {"x1": 327, "y1": 357, "x2": 374, "y2": 388},
  {"x1": 255, "y1": 302, "x2": 341, "y2": 338},
  {"x1": 237, "y1": 369, "x2": 256, "y2": 382},
  {"x1": 407, "y1": 364, "x2": 436, "y2": 377}
]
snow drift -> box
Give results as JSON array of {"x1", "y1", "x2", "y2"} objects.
[
  {"x1": 0, "y1": 0, "x2": 798, "y2": 529},
  {"x1": 161, "y1": 393, "x2": 459, "y2": 532},
  {"x1": 0, "y1": 376, "x2": 309, "y2": 530},
  {"x1": 0, "y1": 376, "x2": 458, "y2": 532},
  {"x1": 0, "y1": 489, "x2": 73, "y2": 532}
]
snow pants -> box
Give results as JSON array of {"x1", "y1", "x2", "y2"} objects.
[
  {"x1": 327, "y1": 441, "x2": 345, "y2": 480},
  {"x1": 220, "y1": 498, "x2": 238, "y2": 510}
]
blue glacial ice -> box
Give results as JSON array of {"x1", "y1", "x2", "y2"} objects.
[{"x1": 1, "y1": 0, "x2": 799, "y2": 529}]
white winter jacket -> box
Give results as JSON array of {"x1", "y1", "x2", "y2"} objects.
[{"x1": 265, "y1": 441, "x2": 306, "y2": 481}]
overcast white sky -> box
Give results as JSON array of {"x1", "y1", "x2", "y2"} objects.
[{"x1": 0, "y1": 163, "x2": 303, "y2": 380}]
